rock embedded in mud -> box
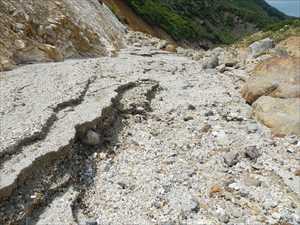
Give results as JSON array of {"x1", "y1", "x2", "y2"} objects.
[{"x1": 82, "y1": 130, "x2": 101, "y2": 146}]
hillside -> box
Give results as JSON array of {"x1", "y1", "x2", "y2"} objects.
[
  {"x1": 0, "y1": 0, "x2": 125, "y2": 71},
  {"x1": 125, "y1": 0, "x2": 287, "y2": 45}
]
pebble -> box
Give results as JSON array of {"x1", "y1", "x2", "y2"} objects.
[
  {"x1": 183, "y1": 116, "x2": 194, "y2": 121},
  {"x1": 83, "y1": 130, "x2": 101, "y2": 146},
  {"x1": 86, "y1": 221, "x2": 97, "y2": 225},
  {"x1": 135, "y1": 106, "x2": 145, "y2": 114},
  {"x1": 205, "y1": 110, "x2": 214, "y2": 117},
  {"x1": 187, "y1": 104, "x2": 196, "y2": 110},
  {"x1": 247, "y1": 123, "x2": 258, "y2": 133},
  {"x1": 245, "y1": 146, "x2": 260, "y2": 160},
  {"x1": 223, "y1": 152, "x2": 239, "y2": 167}
]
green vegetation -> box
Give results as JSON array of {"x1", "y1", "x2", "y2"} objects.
[
  {"x1": 240, "y1": 19, "x2": 300, "y2": 46},
  {"x1": 125, "y1": 0, "x2": 289, "y2": 44}
]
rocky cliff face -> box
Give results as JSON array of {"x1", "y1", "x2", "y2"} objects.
[{"x1": 0, "y1": 0, "x2": 126, "y2": 71}]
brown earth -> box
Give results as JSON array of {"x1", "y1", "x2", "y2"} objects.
[{"x1": 277, "y1": 36, "x2": 300, "y2": 57}]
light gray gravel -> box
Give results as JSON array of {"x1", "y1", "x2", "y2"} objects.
[{"x1": 0, "y1": 31, "x2": 299, "y2": 225}]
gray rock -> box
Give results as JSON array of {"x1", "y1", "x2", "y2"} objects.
[
  {"x1": 245, "y1": 146, "x2": 260, "y2": 160},
  {"x1": 187, "y1": 104, "x2": 196, "y2": 110},
  {"x1": 86, "y1": 221, "x2": 98, "y2": 225},
  {"x1": 249, "y1": 38, "x2": 274, "y2": 57},
  {"x1": 247, "y1": 123, "x2": 258, "y2": 134},
  {"x1": 83, "y1": 130, "x2": 101, "y2": 146},
  {"x1": 205, "y1": 110, "x2": 214, "y2": 117},
  {"x1": 183, "y1": 116, "x2": 194, "y2": 121},
  {"x1": 223, "y1": 152, "x2": 239, "y2": 167}
]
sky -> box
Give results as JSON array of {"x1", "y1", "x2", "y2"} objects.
[{"x1": 266, "y1": 0, "x2": 300, "y2": 17}]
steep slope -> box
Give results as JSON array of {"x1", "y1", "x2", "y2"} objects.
[
  {"x1": 125, "y1": 0, "x2": 287, "y2": 46},
  {"x1": 103, "y1": 0, "x2": 175, "y2": 43},
  {"x1": 0, "y1": 0, "x2": 126, "y2": 71}
]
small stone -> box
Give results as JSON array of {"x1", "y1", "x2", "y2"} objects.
[
  {"x1": 216, "y1": 131, "x2": 231, "y2": 146},
  {"x1": 135, "y1": 106, "x2": 145, "y2": 114},
  {"x1": 247, "y1": 123, "x2": 258, "y2": 134},
  {"x1": 133, "y1": 42, "x2": 142, "y2": 47},
  {"x1": 15, "y1": 23, "x2": 25, "y2": 31},
  {"x1": 210, "y1": 184, "x2": 222, "y2": 196},
  {"x1": 216, "y1": 64, "x2": 226, "y2": 73},
  {"x1": 160, "y1": 221, "x2": 176, "y2": 225},
  {"x1": 83, "y1": 130, "x2": 101, "y2": 146},
  {"x1": 288, "y1": 138, "x2": 298, "y2": 145},
  {"x1": 244, "y1": 177, "x2": 262, "y2": 187},
  {"x1": 98, "y1": 152, "x2": 107, "y2": 160},
  {"x1": 223, "y1": 152, "x2": 239, "y2": 167},
  {"x1": 86, "y1": 221, "x2": 97, "y2": 225},
  {"x1": 188, "y1": 104, "x2": 196, "y2": 110},
  {"x1": 190, "y1": 199, "x2": 200, "y2": 213},
  {"x1": 295, "y1": 169, "x2": 300, "y2": 176},
  {"x1": 231, "y1": 207, "x2": 243, "y2": 218},
  {"x1": 204, "y1": 110, "x2": 214, "y2": 117},
  {"x1": 184, "y1": 116, "x2": 194, "y2": 121},
  {"x1": 263, "y1": 198, "x2": 278, "y2": 209},
  {"x1": 245, "y1": 146, "x2": 260, "y2": 160},
  {"x1": 201, "y1": 124, "x2": 212, "y2": 133},
  {"x1": 216, "y1": 209, "x2": 230, "y2": 224},
  {"x1": 15, "y1": 39, "x2": 26, "y2": 50}
]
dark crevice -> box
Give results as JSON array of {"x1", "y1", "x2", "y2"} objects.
[
  {"x1": 0, "y1": 79, "x2": 160, "y2": 225},
  {"x1": 0, "y1": 76, "x2": 96, "y2": 166}
]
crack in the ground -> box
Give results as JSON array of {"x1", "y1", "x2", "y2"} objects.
[
  {"x1": 0, "y1": 79, "x2": 160, "y2": 225},
  {"x1": 0, "y1": 76, "x2": 97, "y2": 166}
]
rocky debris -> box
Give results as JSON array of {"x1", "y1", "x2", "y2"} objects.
[
  {"x1": 0, "y1": 32, "x2": 299, "y2": 225},
  {"x1": 242, "y1": 56, "x2": 300, "y2": 104},
  {"x1": 252, "y1": 96, "x2": 300, "y2": 136},
  {"x1": 249, "y1": 37, "x2": 274, "y2": 57},
  {"x1": 0, "y1": 0, "x2": 125, "y2": 71}
]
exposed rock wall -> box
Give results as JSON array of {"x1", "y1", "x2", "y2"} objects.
[{"x1": 0, "y1": 0, "x2": 126, "y2": 71}]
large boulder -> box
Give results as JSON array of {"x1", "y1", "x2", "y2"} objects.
[
  {"x1": 277, "y1": 36, "x2": 300, "y2": 57},
  {"x1": 252, "y1": 96, "x2": 300, "y2": 136},
  {"x1": 249, "y1": 37, "x2": 274, "y2": 57},
  {"x1": 241, "y1": 56, "x2": 300, "y2": 103}
]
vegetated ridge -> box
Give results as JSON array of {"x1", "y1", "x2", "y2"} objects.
[{"x1": 125, "y1": 0, "x2": 287, "y2": 45}]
